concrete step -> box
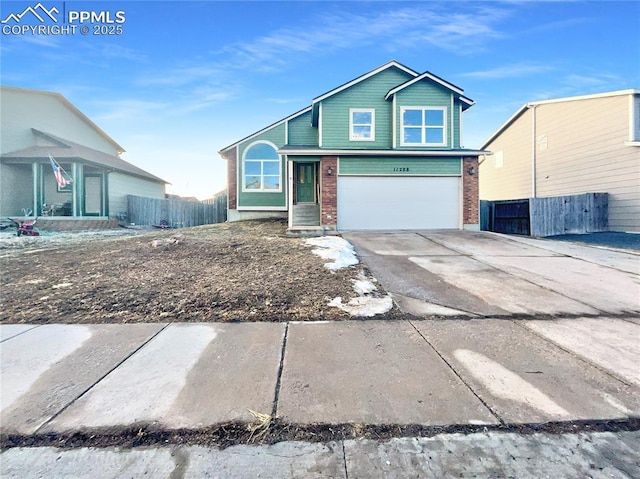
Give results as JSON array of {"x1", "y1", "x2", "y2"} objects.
[{"x1": 292, "y1": 204, "x2": 320, "y2": 226}]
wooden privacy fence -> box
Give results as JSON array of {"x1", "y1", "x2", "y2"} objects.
[
  {"x1": 127, "y1": 194, "x2": 227, "y2": 227},
  {"x1": 481, "y1": 193, "x2": 608, "y2": 237}
]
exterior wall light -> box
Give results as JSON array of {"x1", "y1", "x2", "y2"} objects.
[
  {"x1": 468, "y1": 166, "x2": 476, "y2": 175},
  {"x1": 327, "y1": 166, "x2": 334, "y2": 176}
]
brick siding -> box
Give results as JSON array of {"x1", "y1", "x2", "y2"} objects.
[
  {"x1": 462, "y1": 156, "x2": 479, "y2": 225},
  {"x1": 36, "y1": 218, "x2": 120, "y2": 232},
  {"x1": 320, "y1": 156, "x2": 338, "y2": 229},
  {"x1": 226, "y1": 147, "x2": 237, "y2": 210}
]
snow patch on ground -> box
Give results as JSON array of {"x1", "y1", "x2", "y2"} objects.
[
  {"x1": 0, "y1": 228, "x2": 142, "y2": 250},
  {"x1": 328, "y1": 295, "x2": 393, "y2": 317},
  {"x1": 305, "y1": 236, "x2": 358, "y2": 271},
  {"x1": 305, "y1": 236, "x2": 392, "y2": 317}
]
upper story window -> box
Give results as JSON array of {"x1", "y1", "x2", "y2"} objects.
[
  {"x1": 243, "y1": 142, "x2": 281, "y2": 192},
  {"x1": 401, "y1": 107, "x2": 446, "y2": 146},
  {"x1": 350, "y1": 108, "x2": 375, "y2": 141}
]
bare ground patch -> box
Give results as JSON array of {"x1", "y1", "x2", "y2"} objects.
[{"x1": 0, "y1": 220, "x2": 396, "y2": 324}]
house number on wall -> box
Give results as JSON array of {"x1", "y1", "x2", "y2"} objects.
[{"x1": 393, "y1": 167, "x2": 410, "y2": 172}]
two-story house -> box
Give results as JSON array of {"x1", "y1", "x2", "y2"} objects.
[
  {"x1": 1, "y1": 86, "x2": 167, "y2": 226},
  {"x1": 480, "y1": 90, "x2": 640, "y2": 233},
  {"x1": 218, "y1": 61, "x2": 484, "y2": 233}
]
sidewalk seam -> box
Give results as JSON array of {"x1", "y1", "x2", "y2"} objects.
[
  {"x1": 0, "y1": 324, "x2": 41, "y2": 343},
  {"x1": 341, "y1": 440, "x2": 349, "y2": 479},
  {"x1": 407, "y1": 319, "x2": 504, "y2": 425},
  {"x1": 271, "y1": 322, "x2": 289, "y2": 418},
  {"x1": 33, "y1": 322, "x2": 172, "y2": 434}
]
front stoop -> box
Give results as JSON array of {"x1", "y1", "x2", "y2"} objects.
[
  {"x1": 292, "y1": 204, "x2": 320, "y2": 226},
  {"x1": 285, "y1": 226, "x2": 325, "y2": 237}
]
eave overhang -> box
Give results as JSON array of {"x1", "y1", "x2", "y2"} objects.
[{"x1": 278, "y1": 146, "x2": 486, "y2": 157}]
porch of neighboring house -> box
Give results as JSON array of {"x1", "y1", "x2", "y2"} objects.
[
  {"x1": 288, "y1": 160, "x2": 322, "y2": 234},
  {"x1": 2, "y1": 159, "x2": 118, "y2": 231}
]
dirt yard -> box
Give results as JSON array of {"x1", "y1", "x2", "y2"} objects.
[{"x1": 0, "y1": 220, "x2": 394, "y2": 324}]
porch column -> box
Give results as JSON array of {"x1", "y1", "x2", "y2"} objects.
[
  {"x1": 31, "y1": 162, "x2": 41, "y2": 216},
  {"x1": 102, "y1": 172, "x2": 109, "y2": 216},
  {"x1": 72, "y1": 163, "x2": 83, "y2": 216},
  {"x1": 287, "y1": 159, "x2": 294, "y2": 228}
]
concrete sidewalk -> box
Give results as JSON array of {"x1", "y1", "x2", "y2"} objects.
[
  {"x1": 2, "y1": 318, "x2": 640, "y2": 477},
  {"x1": 2, "y1": 319, "x2": 639, "y2": 434},
  {"x1": 3, "y1": 430, "x2": 639, "y2": 478}
]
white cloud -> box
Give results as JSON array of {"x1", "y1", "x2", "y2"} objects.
[
  {"x1": 204, "y1": 3, "x2": 513, "y2": 73},
  {"x1": 91, "y1": 99, "x2": 170, "y2": 123},
  {"x1": 461, "y1": 62, "x2": 556, "y2": 79}
]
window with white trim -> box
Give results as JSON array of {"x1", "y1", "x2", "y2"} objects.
[
  {"x1": 349, "y1": 108, "x2": 375, "y2": 141},
  {"x1": 243, "y1": 142, "x2": 281, "y2": 192},
  {"x1": 401, "y1": 107, "x2": 447, "y2": 146}
]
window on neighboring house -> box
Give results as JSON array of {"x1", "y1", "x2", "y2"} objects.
[
  {"x1": 243, "y1": 142, "x2": 281, "y2": 192},
  {"x1": 401, "y1": 107, "x2": 446, "y2": 146},
  {"x1": 493, "y1": 150, "x2": 504, "y2": 168},
  {"x1": 350, "y1": 108, "x2": 375, "y2": 141}
]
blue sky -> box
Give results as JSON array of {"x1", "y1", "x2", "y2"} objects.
[{"x1": 1, "y1": 1, "x2": 639, "y2": 199}]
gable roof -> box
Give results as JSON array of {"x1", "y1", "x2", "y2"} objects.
[
  {"x1": 1, "y1": 85, "x2": 126, "y2": 153},
  {"x1": 311, "y1": 60, "x2": 419, "y2": 104},
  {"x1": 385, "y1": 71, "x2": 475, "y2": 110},
  {"x1": 481, "y1": 89, "x2": 640, "y2": 149},
  {"x1": 310, "y1": 60, "x2": 419, "y2": 127},
  {"x1": 219, "y1": 60, "x2": 475, "y2": 156},
  {"x1": 218, "y1": 106, "x2": 312, "y2": 156},
  {"x1": 1, "y1": 129, "x2": 167, "y2": 184}
]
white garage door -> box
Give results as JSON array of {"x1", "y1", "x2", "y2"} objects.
[{"x1": 337, "y1": 176, "x2": 460, "y2": 230}]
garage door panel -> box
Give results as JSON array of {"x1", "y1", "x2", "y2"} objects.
[{"x1": 337, "y1": 177, "x2": 459, "y2": 230}]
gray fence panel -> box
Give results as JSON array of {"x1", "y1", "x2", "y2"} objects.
[
  {"x1": 127, "y1": 194, "x2": 227, "y2": 227},
  {"x1": 530, "y1": 193, "x2": 608, "y2": 237},
  {"x1": 480, "y1": 200, "x2": 492, "y2": 231}
]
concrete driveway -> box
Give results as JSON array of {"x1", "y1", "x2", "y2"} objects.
[{"x1": 342, "y1": 231, "x2": 640, "y2": 317}]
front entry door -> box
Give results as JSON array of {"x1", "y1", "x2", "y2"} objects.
[
  {"x1": 296, "y1": 163, "x2": 315, "y2": 203},
  {"x1": 84, "y1": 175, "x2": 103, "y2": 216}
]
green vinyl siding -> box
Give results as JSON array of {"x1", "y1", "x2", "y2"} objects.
[
  {"x1": 288, "y1": 111, "x2": 317, "y2": 146},
  {"x1": 321, "y1": 67, "x2": 414, "y2": 149},
  {"x1": 339, "y1": 157, "x2": 461, "y2": 175},
  {"x1": 395, "y1": 83, "x2": 454, "y2": 149},
  {"x1": 453, "y1": 99, "x2": 460, "y2": 148},
  {"x1": 237, "y1": 123, "x2": 287, "y2": 208}
]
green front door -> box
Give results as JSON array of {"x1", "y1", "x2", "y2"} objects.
[{"x1": 296, "y1": 163, "x2": 315, "y2": 203}]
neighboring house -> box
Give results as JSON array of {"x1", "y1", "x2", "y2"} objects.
[
  {"x1": 480, "y1": 89, "x2": 640, "y2": 233},
  {"x1": 0, "y1": 85, "x2": 167, "y2": 220},
  {"x1": 219, "y1": 61, "x2": 484, "y2": 232}
]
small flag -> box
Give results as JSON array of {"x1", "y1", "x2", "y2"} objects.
[{"x1": 49, "y1": 155, "x2": 68, "y2": 188}]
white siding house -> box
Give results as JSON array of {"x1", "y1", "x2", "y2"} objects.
[
  {"x1": 0, "y1": 86, "x2": 166, "y2": 221},
  {"x1": 480, "y1": 90, "x2": 640, "y2": 232}
]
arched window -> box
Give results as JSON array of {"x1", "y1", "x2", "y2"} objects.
[{"x1": 243, "y1": 142, "x2": 281, "y2": 192}]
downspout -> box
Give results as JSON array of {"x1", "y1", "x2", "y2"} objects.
[{"x1": 530, "y1": 104, "x2": 537, "y2": 198}]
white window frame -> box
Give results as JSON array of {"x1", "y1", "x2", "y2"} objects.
[
  {"x1": 400, "y1": 106, "x2": 447, "y2": 147},
  {"x1": 242, "y1": 141, "x2": 282, "y2": 193},
  {"x1": 349, "y1": 108, "x2": 375, "y2": 141}
]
